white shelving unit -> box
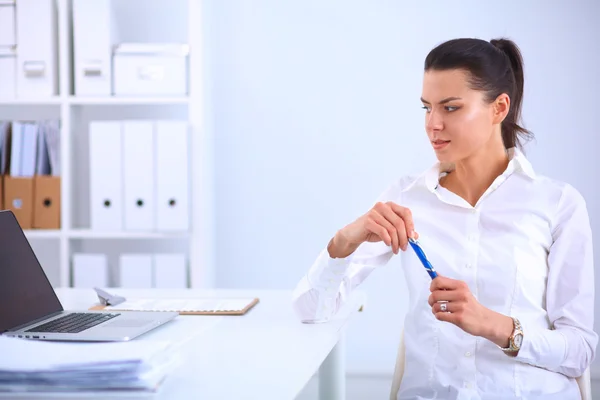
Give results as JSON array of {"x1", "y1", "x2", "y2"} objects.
[{"x1": 3, "y1": 0, "x2": 214, "y2": 289}]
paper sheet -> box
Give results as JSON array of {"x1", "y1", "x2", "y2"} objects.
[
  {"x1": 0, "y1": 336, "x2": 171, "y2": 372},
  {"x1": 105, "y1": 298, "x2": 254, "y2": 313}
]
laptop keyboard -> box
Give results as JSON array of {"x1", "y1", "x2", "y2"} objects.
[{"x1": 26, "y1": 312, "x2": 121, "y2": 334}]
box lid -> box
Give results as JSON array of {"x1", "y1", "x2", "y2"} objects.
[
  {"x1": 0, "y1": 46, "x2": 15, "y2": 57},
  {"x1": 113, "y1": 43, "x2": 190, "y2": 57}
]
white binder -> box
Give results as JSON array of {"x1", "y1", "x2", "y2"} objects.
[
  {"x1": 0, "y1": 2, "x2": 16, "y2": 47},
  {"x1": 20, "y1": 123, "x2": 38, "y2": 177},
  {"x1": 153, "y1": 254, "x2": 187, "y2": 288},
  {"x1": 9, "y1": 121, "x2": 22, "y2": 176},
  {"x1": 89, "y1": 121, "x2": 123, "y2": 231},
  {"x1": 72, "y1": 254, "x2": 108, "y2": 288},
  {"x1": 0, "y1": 47, "x2": 16, "y2": 99},
  {"x1": 123, "y1": 121, "x2": 155, "y2": 231},
  {"x1": 119, "y1": 254, "x2": 153, "y2": 288},
  {"x1": 15, "y1": 0, "x2": 57, "y2": 97},
  {"x1": 155, "y1": 121, "x2": 189, "y2": 231},
  {"x1": 72, "y1": 0, "x2": 113, "y2": 96}
]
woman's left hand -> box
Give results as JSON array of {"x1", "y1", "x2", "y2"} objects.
[{"x1": 428, "y1": 276, "x2": 513, "y2": 346}]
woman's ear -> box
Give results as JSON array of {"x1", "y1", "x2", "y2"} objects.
[{"x1": 492, "y1": 93, "x2": 511, "y2": 125}]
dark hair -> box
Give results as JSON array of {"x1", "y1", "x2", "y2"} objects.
[{"x1": 424, "y1": 38, "x2": 533, "y2": 149}]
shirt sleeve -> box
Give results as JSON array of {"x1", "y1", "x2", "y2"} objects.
[
  {"x1": 514, "y1": 183, "x2": 598, "y2": 378},
  {"x1": 291, "y1": 179, "x2": 410, "y2": 323},
  {"x1": 291, "y1": 240, "x2": 393, "y2": 323}
]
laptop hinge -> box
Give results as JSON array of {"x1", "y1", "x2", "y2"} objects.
[{"x1": 7, "y1": 311, "x2": 65, "y2": 332}]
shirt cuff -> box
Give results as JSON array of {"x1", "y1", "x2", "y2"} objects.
[
  {"x1": 299, "y1": 249, "x2": 353, "y2": 321},
  {"x1": 307, "y1": 248, "x2": 355, "y2": 292},
  {"x1": 513, "y1": 318, "x2": 567, "y2": 370}
]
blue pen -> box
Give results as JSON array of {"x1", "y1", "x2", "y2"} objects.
[{"x1": 408, "y1": 237, "x2": 438, "y2": 279}]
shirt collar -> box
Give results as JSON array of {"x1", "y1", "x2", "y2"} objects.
[{"x1": 413, "y1": 147, "x2": 536, "y2": 193}]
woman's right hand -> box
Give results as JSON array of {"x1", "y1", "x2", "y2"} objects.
[{"x1": 328, "y1": 201, "x2": 417, "y2": 258}]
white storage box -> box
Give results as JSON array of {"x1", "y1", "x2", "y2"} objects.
[
  {"x1": 113, "y1": 43, "x2": 188, "y2": 96},
  {"x1": 0, "y1": 2, "x2": 16, "y2": 47},
  {"x1": 119, "y1": 254, "x2": 153, "y2": 288},
  {"x1": 72, "y1": 253, "x2": 109, "y2": 288},
  {"x1": 73, "y1": 0, "x2": 113, "y2": 96},
  {"x1": 15, "y1": 0, "x2": 58, "y2": 97},
  {"x1": 0, "y1": 47, "x2": 16, "y2": 99},
  {"x1": 153, "y1": 254, "x2": 187, "y2": 288}
]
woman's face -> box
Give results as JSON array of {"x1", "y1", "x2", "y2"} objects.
[{"x1": 420, "y1": 68, "x2": 505, "y2": 163}]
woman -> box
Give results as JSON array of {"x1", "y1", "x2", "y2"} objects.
[{"x1": 292, "y1": 37, "x2": 597, "y2": 399}]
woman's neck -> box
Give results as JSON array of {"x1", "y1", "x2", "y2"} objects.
[{"x1": 440, "y1": 143, "x2": 509, "y2": 207}]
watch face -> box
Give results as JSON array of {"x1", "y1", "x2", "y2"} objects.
[{"x1": 514, "y1": 333, "x2": 523, "y2": 348}]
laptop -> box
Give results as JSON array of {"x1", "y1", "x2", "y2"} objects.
[{"x1": 0, "y1": 210, "x2": 178, "y2": 341}]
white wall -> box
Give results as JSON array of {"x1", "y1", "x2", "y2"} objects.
[{"x1": 203, "y1": 0, "x2": 600, "y2": 375}]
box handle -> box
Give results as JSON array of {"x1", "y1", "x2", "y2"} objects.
[
  {"x1": 23, "y1": 61, "x2": 46, "y2": 77},
  {"x1": 138, "y1": 65, "x2": 165, "y2": 81},
  {"x1": 83, "y1": 61, "x2": 103, "y2": 77}
]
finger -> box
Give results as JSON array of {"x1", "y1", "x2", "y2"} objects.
[
  {"x1": 365, "y1": 214, "x2": 393, "y2": 249},
  {"x1": 430, "y1": 276, "x2": 464, "y2": 292},
  {"x1": 379, "y1": 204, "x2": 408, "y2": 251},
  {"x1": 389, "y1": 203, "x2": 416, "y2": 239},
  {"x1": 428, "y1": 289, "x2": 469, "y2": 306},
  {"x1": 434, "y1": 309, "x2": 462, "y2": 325},
  {"x1": 371, "y1": 208, "x2": 399, "y2": 253}
]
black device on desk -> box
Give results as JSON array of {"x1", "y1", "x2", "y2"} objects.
[{"x1": 0, "y1": 210, "x2": 177, "y2": 341}]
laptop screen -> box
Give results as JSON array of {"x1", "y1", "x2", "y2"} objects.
[{"x1": 0, "y1": 211, "x2": 63, "y2": 332}]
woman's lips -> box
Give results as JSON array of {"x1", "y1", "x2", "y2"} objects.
[{"x1": 432, "y1": 140, "x2": 450, "y2": 150}]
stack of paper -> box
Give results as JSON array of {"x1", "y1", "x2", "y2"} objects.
[{"x1": 0, "y1": 336, "x2": 178, "y2": 393}]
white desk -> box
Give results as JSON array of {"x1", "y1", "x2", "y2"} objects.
[{"x1": 2, "y1": 288, "x2": 365, "y2": 400}]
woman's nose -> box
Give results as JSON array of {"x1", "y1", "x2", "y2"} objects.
[{"x1": 426, "y1": 110, "x2": 443, "y2": 132}]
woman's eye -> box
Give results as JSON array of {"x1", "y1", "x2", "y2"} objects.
[
  {"x1": 445, "y1": 106, "x2": 459, "y2": 112},
  {"x1": 421, "y1": 106, "x2": 431, "y2": 113}
]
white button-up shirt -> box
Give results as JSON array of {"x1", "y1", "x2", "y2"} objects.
[{"x1": 292, "y1": 148, "x2": 597, "y2": 399}]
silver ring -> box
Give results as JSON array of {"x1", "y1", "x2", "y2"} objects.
[{"x1": 440, "y1": 302, "x2": 447, "y2": 312}]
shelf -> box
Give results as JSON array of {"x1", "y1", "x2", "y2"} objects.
[
  {"x1": 0, "y1": 97, "x2": 62, "y2": 105},
  {"x1": 68, "y1": 96, "x2": 190, "y2": 105},
  {"x1": 68, "y1": 230, "x2": 190, "y2": 239},
  {"x1": 24, "y1": 230, "x2": 63, "y2": 239}
]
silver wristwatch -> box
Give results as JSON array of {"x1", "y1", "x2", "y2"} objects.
[{"x1": 500, "y1": 317, "x2": 523, "y2": 354}]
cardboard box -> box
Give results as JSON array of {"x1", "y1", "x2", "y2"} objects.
[
  {"x1": 4, "y1": 176, "x2": 34, "y2": 229},
  {"x1": 33, "y1": 175, "x2": 60, "y2": 229},
  {"x1": 0, "y1": 175, "x2": 4, "y2": 210}
]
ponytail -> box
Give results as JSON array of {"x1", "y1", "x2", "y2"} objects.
[{"x1": 490, "y1": 38, "x2": 531, "y2": 149}]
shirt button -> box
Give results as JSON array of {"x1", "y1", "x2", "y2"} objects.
[
  {"x1": 465, "y1": 382, "x2": 473, "y2": 389},
  {"x1": 471, "y1": 208, "x2": 478, "y2": 214},
  {"x1": 468, "y1": 234, "x2": 477, "y2": 242},
  {"x1": 465, "y1": 351, "x2": 472, "y2": 357},
  {"x1": 466, "y1": 263, "x2": 472, "y2": 269}
]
